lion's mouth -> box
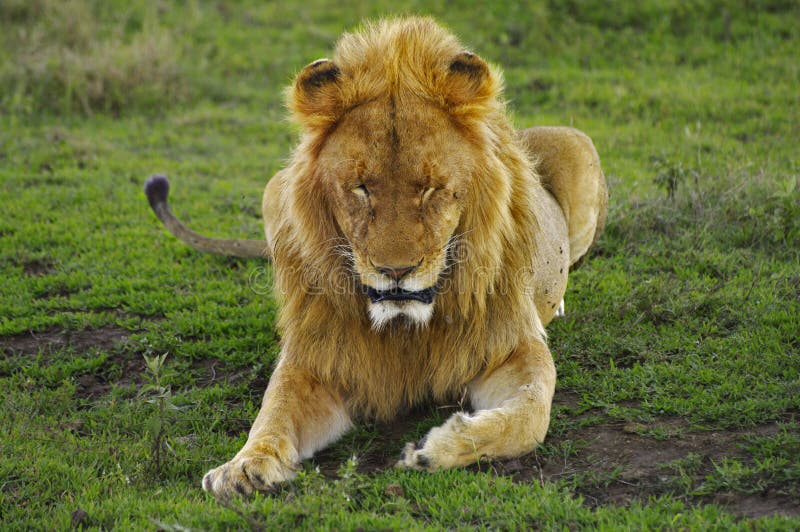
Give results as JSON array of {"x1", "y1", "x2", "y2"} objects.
[{"x1": 364, "y1": 286, "x2": 436, "y2": 304}]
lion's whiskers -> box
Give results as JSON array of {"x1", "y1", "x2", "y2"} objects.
[
  {"x1": 442, "y1": 229, "x2": 473, "y2": 274},
  {"x1": 325, "y1": 238, "x2": 356, "y2": 268}
]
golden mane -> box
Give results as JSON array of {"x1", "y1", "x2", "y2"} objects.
[{"x1": 270, "y1": 17, "x2": 547, "y2": 419}]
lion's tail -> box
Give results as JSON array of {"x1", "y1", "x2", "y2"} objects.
[{"x1": 144, "y1": 175, "x2": 270, "y2": 260}]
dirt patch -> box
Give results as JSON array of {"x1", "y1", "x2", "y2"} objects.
[
  {"x1": 1, "y1": 326, "x2": 145, "y2": 399},
  {"x1": 713, "y1": 493, "x2": 798, "y2": 519},
  {"x1": 1, "y1": 326, "x2": 269, "y2": 401},
  {"x1": 1, "y1": 326, "x2": 130, "y2": 357},
  {"x1": 527, "y1": 417, "x2": 796, "y2": 518},
  {"x1": 311, "y1": 404, "x2": 798, "y2": 520},
  {"x1": 192, "y1": 359, "x2": 270, "y2": 391},
  {"x1": 73, "y1": 350, "x2": 242, "y2": 400},
  {"x1": 21, "y1": 258, "x2": 56, "y2": 277},
  {"x1": 519, "y1": 421, "x2": 794, "y2": 514},
  {"x1": 73, "y1": 350, "x2": 148, "y2": 399},
  {"x1": 313, "y1": 406, "x2": 461, "y2": 476}
]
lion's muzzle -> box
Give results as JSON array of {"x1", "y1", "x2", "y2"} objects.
[{"x1": 364, "y1": 284, "x2": 437, "y2": 329}]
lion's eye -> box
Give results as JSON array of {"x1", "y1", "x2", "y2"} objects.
[
  {"x1": 353, "y1": 184, "x2": 369, "y2": 197},
  {"x1": 422, "y1": 187, "x2": 436, "y2": 202}
]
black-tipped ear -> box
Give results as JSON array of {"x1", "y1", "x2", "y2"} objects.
[
  {"x1": 444, "y1": 52, "x2": 497, "y2": 107},
  {"x1": 449, "y1": 52, "x2": 488, "y2": 80},
  {"x1": 289, "y1": 58, "x2": 344, "y2": 130},
  {"x1": 297, "y1": 58, "x2": 341, "y2": 90}
]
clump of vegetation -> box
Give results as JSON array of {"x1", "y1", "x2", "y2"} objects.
[
  {"x1": 0, "y1": 0, "x2": 187, "y2": 115},
  {"x1": 651, "y1": 154, "x2": 694, "y2": 200}
]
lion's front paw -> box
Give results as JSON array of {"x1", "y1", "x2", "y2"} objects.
[
  {"x1": 202, "y1": 451, "x2": 296, "y2": 500},
  {"x1": 396, "y1": 412, "x2": 474, "y2": 472},
  {"x1": 397, "y1": 440, "x2": 436, "y2": 471}
]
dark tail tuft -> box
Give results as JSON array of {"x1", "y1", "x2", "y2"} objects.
[{"x1": 145, "y1": 174, "x2": 170, "y2": 210}]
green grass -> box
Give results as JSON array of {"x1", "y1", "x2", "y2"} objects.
[{"x1": 1, "y1": 0, "x2": 799, "y2": 528}]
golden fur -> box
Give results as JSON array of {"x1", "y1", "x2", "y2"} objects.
[{"x1": 198, "y1": 17, "x2": 607, "y2": 498}]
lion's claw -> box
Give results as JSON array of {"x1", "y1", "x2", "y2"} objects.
[{"x1": 202, "y1": 453, "x2": 296, "y2": 500}]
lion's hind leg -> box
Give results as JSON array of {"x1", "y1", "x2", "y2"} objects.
[
  {"x1": 397, "y1": 340, "x2": 555, "y2": 471},
  {"x1": 519, "y1": 126, "x2": 608, "y2": 268}
]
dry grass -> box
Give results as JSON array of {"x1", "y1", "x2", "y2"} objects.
[{"x1": 1, "y1": 0, "x2": 187, "y2": 115}]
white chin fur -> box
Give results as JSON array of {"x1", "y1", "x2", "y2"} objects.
[{"x1": 369, "y1": 301, "x2": 434, "y2": 329}]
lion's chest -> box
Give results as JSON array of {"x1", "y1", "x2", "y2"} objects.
[{"x1": 287, "y1": 320, "x2": 487, "y2": 421}]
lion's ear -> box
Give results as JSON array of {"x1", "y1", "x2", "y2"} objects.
[
  {"x1": 443, "y1": 52, "x2": 498, "y2": 107},
  {"x1": 289, "y1": 58, "x2": 343, "y2": 130}
]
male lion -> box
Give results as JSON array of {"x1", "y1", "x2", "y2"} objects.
[{"x1": 145, "y1": 17, "x2": 607, "y2": 499}]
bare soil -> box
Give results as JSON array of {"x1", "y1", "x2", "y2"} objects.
[
  {"x1": 516, "y1": 418, "x2": 798, "y2": 519},
  {"x1": 312, "y1": 398, "x2": 800, "y2": 520},
  {"x1": 1, "y1": 325, "x2": 131, "y2": 357},
  {"x1": 21, "y1": 258, "x2": 56, "y2": 277},
  {"x1": 1, "y1": 326, "x2": 141, "y2": 398},
  {"x1": 1, "y1": 325, "x2": 233, "y2": 398}
]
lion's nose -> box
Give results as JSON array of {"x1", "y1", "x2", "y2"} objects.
[{"x1": 375, "y1": 264, "x2": 417, "y2": 281}]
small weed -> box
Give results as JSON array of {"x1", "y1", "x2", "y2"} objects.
[
  {"x1": 139, "y1": 353, "x2": 179, "y2": 477},
  {"x1": 651, "y1": 155, "x2": 696, "y2": 200},
  {"x1": 664, "y1": 452, "x2": 704, "y2": 475},
  {"x1": 660, "y1": 452, "x2": 704, "y2": 495},
  {"x1": 293, "y1": 456, "x2": 373, "y2": 511},
  {"x1": 536, "y1": 438, "x2": 584, "y2": 464}
]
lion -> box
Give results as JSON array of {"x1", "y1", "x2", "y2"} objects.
[{"x1": 144, "y1": 17, "x2": 607, "y2": 499}]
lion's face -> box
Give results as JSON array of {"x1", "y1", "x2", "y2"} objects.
[
  {"x1": 318, "y1": 97, "x2": 471, "y2": 328},
  {"x1": 288, "y1": 25, "x2": 502, "y2": 329}
]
